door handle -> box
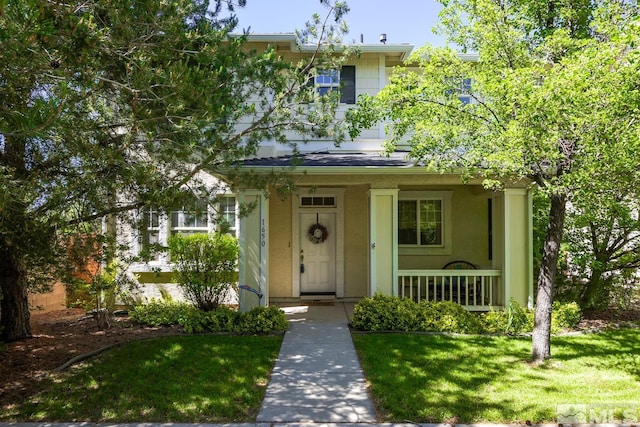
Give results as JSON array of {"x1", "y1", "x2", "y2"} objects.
[{"x1": 300, "y1": 263, "x2": 305, "y2": 274}]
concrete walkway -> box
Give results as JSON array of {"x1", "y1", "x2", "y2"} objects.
[{"x1": 257, "y1": 303, "x2": 377, "y2": 423}]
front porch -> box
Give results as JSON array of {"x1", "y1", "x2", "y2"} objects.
[{"x1": 236, "y1": 153, "x2": 533, "y2": 312}]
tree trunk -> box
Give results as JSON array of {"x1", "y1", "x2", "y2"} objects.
[
  {"x1": 532, "y1": 191, "x2": 566, "y2": 362},
  {"x1": 1, "y1": 134, "x2": 32, "y2": 342},
  {"x1": 0, "y1": 247, "x2": 32, "y2": 342},
  {"x1": 579, "y1": 269, "x2": 608, "y2": 310}
]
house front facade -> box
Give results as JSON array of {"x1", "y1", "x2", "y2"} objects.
[{"x1": 123, "y1": 34, "x2": 534, "y2": 311}]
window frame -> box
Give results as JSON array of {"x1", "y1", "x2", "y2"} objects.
[
  {"x1": 398, "y1": 191, "x2": 452, "y2": 256},
  {"x1": 445, "y1": 77, "x2": 473, "y2": 105},
  {"x1": 169, "y1": 200, "x2": 209, "y2": 236},
  {"x1": 217, "y1": 195, "x2": 238, "y2": 235},
  {"x1": 315, "y1": 69, "x2": 340, "y2": 96},
  {"x1": 138, "y1": 206, "x2": 163, "y2": 262},
  {"x1": 313, "y1": 65, "x2": 356, "y2": 105},
  {"x1": 300, "y1": 195, "x2": 336, "y2": 208}
]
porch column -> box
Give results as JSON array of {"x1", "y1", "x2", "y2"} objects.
[
  {"x1": 500, "y1": 188, "x2": 533, "y2": 308},
  {"x1": 368, "y1": 189, "x2": 398, "y2": 296},
  {"x1": 238, "y1": 190, "x2": 269, "y2": 312}
]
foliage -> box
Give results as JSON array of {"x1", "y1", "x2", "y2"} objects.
[
  {"x1": 130, "y1": 300, "x2": 287, "y2": 334},
  {"x1": 417, "y1": 301, "x2": 483, "y2": 334},
  {"x1": 351, "y1": 293, "x2": 420, "y2": 331},
  {"x1": 551, "y1": 301, "x2": 582, "y2": 331},
  {"x1": 236, "y1": 306, "x2": 288, "y2": 334},
  {"x1": 348, "y1": 0, "x2": 640, "y2": 360},
  {"x1": 351, "y1": 294, "x2": 482, "y2": 334},
  {"x1": 480, "y1": 300, "x2": 581, "y2": 334},
  {"x1": 353, "y1": 329, "x2": 640, "y2": 423},
  {"x1": 562, "y1": 187, "x2": 640, "y2": 309},
  {"x1": 64, "y1": 260, "x2": 139, "y2": 329},
  {"x1": 0, "y1": 335, "x2": 282, "y2": 422},
  {"x1": 352, "y1": 295, "x2": 580, "y2": 335},
  {"x1": 480, "y1": 300, "x2": 535, "y2": 334},
  {"x1": 178, "y1": 306, "x2": 239, "y2": 334},
  {"x1": 129, "y1": 300, "x2": 196, "y2": 327},
  {"x1": 168, "y1": 233, "x2": 239, "y2": 311},
  {"x1": 0, "y1": 0, "x2": 352, "y2": 340}
]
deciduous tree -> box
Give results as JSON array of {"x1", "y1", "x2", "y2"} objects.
[{"x1": 348, "y1": 0, "x2": 640, "y2": 361}]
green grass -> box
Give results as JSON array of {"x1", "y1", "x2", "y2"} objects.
[
  {"x1": 2, "y1": 335, "x2": 282, "y2": 422},
  {"x1": 353, "y1": 329, "x2": 640, "y2": 423}
]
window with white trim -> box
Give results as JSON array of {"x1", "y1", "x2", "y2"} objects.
[
  {"x1": 170, "y1": 200, "x2": 209, "y2": 236},
  {"x1": 398, "y1": 191, "x2": 452, "y2": 254},
  {"x1": 316, "y1": 69, "x2": 340, "y2": 96},
  {"x1": 398, "y1": 199, "x2": 443, "y2": 246},
  {"x1": 138, "y1": 206, "x2": 161, "y2": 261},
  {"x1": 217, "y1": 196, "x2": 237, "y2": 234},
  {"x1": 314, "y1": 66, "x2": 356, "y2": 104}
]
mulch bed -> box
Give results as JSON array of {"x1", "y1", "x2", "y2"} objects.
[{"x1": 0, "y1": 308, "x2": 181, "y2": 409}]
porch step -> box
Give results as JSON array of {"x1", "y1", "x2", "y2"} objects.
[{"x1": 300, "y1": 293, "x2": 336, "y2": 302}]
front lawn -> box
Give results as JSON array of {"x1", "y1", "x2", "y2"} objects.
[
  {"x1": 353, "y1": 328, "x2": 640, "y2": 423},
  {"x1": 2, "y1": 335, "x2": 282, "y2": 422}
]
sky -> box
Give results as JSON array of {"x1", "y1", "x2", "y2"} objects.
[{"x1": 220, "y1": 0, "x2": 446, "y2": 48}]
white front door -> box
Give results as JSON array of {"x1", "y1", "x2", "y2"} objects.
[{"x1": 300, "y1": 212, "x2": 336, "y2": 294}]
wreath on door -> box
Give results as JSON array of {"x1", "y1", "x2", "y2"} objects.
[{"x1": 307, "y1": 223, "x2": 329, "y2": 244}]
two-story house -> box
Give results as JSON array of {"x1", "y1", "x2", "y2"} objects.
[{"x1": 122, "y1": 34, "x2": 534, "y2": 311}]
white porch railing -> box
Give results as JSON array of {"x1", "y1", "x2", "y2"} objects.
[{"x1": 398, "y1": 269, "x2": 502, "y2": 310}]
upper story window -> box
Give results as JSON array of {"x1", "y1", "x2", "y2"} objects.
[
  {"x1": 445, "y1": 77, "x2": 472, "y2": 105},
  {"x1": 314, "y1": 65, "x2": 356, "y2": 104},
  {"x1": 316, "y1": 69, "x2": 340, "y2": 95}
]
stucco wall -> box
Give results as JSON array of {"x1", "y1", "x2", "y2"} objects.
[
  {"x1": 505, "y1": 190, "x2": 530, "y2": 307},
  {"x1": 264, "y1": 183, "x2": 500, "y2": 298},
  {"x1": 268, "y1": 196, "x2": 293, "y2": 298},
  {"x1": 398, "y1": 185, "x2": 492, "y2": 270},
  {"x1": 343, "y1": 185, "x2": 369, "y2": 297}
]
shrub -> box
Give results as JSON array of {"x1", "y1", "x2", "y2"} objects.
[
  {"x1": 178, "y1": 306, "x2": 238, "y2": 333},
  {"x1": 130, "y1": 300, "x2": 195, "y2": 326},
  {"x1": 478, "y1": 300, "x2": 581, "y2": 334},
  {"x1": 168, "y1": 233, "x2": 239, "y2": 311},
  {"x1": 131, "y1": 301, "x2": 287, "y2": 334},
  {"x1": 237, "y1": 306, "x2": 288, "y2": 334},
  {"x1": 417, "y1": 301, "x2": 483, "y2": 334},
  {"x1": 478, "y1": 300, "x2": 533, "y2": 335},
  {"x1": 351, "y1": 294, "x2": 419, "y2": 331},
  {"x1": 352, "y1": 294, "x2": 481, "y2": 333},
  {"x1": 352, "y1": 295, "x2": 581, "y2": 335},
  {"x1": 552, "y1": 301, "x2": 582, "y2": 332}
]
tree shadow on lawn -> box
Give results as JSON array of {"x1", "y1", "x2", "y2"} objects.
[
  {"x1": 551, "y1": 328, "x2": 640, "y2": 380},
  {"x1": 2, "y1": 335, "x2": 282, "y2": 422},
  {"x1": 353, "y1": 333, "x2": 543, "y2": 423},
  {"x1": 353, "y1": 330, "x2": 640, "y2": 423}
]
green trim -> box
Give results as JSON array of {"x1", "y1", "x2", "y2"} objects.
[{"x1": 136, "y1": 272, "x2": 173, "y2": 284}]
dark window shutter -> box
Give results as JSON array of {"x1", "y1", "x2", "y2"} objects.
[{"x1": 340, "y1": 65, "x2": 356, "y2": 104}]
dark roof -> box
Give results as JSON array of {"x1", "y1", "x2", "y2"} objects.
[{"x1": 241, "y1": 151, "x2": 417, "y2": 168}]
